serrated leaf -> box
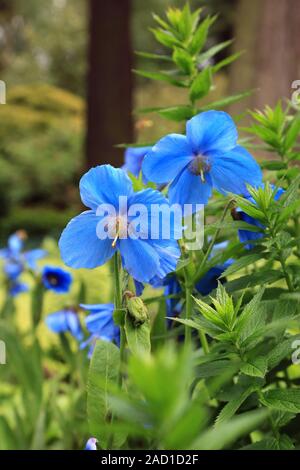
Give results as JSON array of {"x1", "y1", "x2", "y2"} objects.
[
  {"x1": 215, "y1": 385, "x2": 257, "y2": 425},
  {"x1": 260, "y1": 389, "x2": 300, "y2": 413},
  {"x1": 220, "y1": 253, "x2": 262, "y2": 278},
  {"x1": 172, "y1": 48, "x2": 194, "y2": 74},
  {"x1": 240, "y1": 356, "x2": 268, "y2": 378},
  {"x1": 197, "y1": 40, "x2": 233, "y2": 65},
  {"x1": 267, "y1": 335, "x2": 300, "y2": 369}
]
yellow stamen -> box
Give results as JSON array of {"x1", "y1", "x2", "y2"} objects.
[
  {"x1": 200, "y1": 169, "x2": 205, "y2": 183},
  {"x1": 112, "y1": 231, "x2": 119, "y2": 248}
]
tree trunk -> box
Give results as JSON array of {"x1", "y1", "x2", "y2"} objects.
[
  {"x1": 229, "y1": 0, "x2": 300, "y2": 112},
  {"x1": 86, "y1": 0, "x2": 134, "y2": 169}
]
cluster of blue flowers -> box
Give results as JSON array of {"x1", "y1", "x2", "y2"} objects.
[
  {"x1": 53, "y1": 110, "x2": 266, "y2": 355},
  {"x1": 0, "y1": 231, "x2": 46, "y2": 296}
]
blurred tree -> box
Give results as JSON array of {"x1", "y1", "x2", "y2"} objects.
[
  {"x1": 86, "y1": 0, "x2": 134, "y2": 168},
  {"x1": 229, "y1": 0, "x2": 300, "y2": 111}
]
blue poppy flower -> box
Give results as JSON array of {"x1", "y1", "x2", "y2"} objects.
[
  {"x1": 45, "y1": 308, "x2": 83, "y2": 340},
  {"x1": 123, "y1": 146, "x2": 151, "y2": 181},
  {"x1": 142, "y1": 111, "x2": 262, "y2": 209},
  {"x1": 42, "y1": 266, "x2": 72, "y2": 293},
  {"x1": 235, "y1": 186, "x2": 284, "y2": 249},
  {"x1": 59, "y1": 165, "x2": 182, "y2": 283},
  {"x1": 84, "y1": 437, "x2": 98, "y2": 450},
  {"x1": 80, "y1": 303, "x2": 120, "y2": 357}
]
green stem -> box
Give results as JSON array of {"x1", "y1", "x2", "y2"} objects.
[
  {"x1": 113, "y1": 253, "x2": 126, "y2": 386},
  {"x1": 193, "y1": 198, "x2": 234, "y2": 284},
  {"x1": 184, "y1": 284, "x2": 192, "y2": 348}
]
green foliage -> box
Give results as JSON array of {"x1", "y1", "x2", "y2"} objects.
[{"x1": 134, "y1": 3, "x2": 247, "y2": 130}]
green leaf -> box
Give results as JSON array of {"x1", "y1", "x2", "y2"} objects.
[
  {"x1": 158, "y1": 105, "x2": 194, "y2": 122},
  {"x1": 260, "y1": 389, "x2": 300, "y2": 413},
  {"x1": 215, "y1": 385, "x2": 257, "y2": 425},
  {"x1": 199, "y1": 90, "x2": 252, "y2": 111},
  {"x1": 150, "y1": 28, "x2": 180, "y2": 49},
  {"x1": 260, "y1": 160, "x2": 287, "y2": 170},
  {"x1": 196, "y1": 359, "x2": 238, "y2": 378},
  {"x1": 267, "y1": 335, "x2": 300, "y2": 369},
  {"x1": 189, "y1": 67, "x2": 211, "y2": 102},
  {"x1": 220, "y1": 253, "x2": 262, "y2": 278},
  {"x1": 190, "y1": 409, "x2": 268, "y2": 450},
  {"x1": 133, "y1": 69, "x2": 187, "y2": 87},
  {"x1": 125, "y1": 314, "x2": 151, "y2": 356},
  {"x1": 240, "y1": 356, "x2": 268, "y2": 378},
  {"x1": 284, "y1": 115, "x2": 300, "y2": 151},
  {"x1": 87, "y1": 340, "x2": 121, "y2": 448},
  {"x1": 197, "y1": 40, "x2": 233, "y2": 65},
  {"x1": 172, "y1": 48, "x2": 194, "y2": 74},
  {"x1": 212, "y1": 51, "x2": 243, "y2": 73},
  {"x1": 189, "y1": 15, "x2": 216, "y2": 55},
  {"x1": 135, "y1": 51, "x2": 172, "y2": 62}
]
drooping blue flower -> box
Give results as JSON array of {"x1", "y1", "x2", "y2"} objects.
[
  {"x1": 80, "y1": 303, "x2": 120, "y2": 357},
  {"x1": 45, "y1": 308, "x2": 83, "y2": 340},
  {"x1": 42, "y1": 266, "x2": 72, "y2": 293},
  {"x1": 9, "y1": 280, "x2": 28, "y2": 297},
  {"x1": 235, "y1": 186, "x2": 284, "y2": 249},
  {"x1": 142, "y1": 111, "x2": 262, "y2": 209},
  {"x1": 85, "y1": 437, "x2": 98, "y2": 450},
  {"x1": 123, "y1": 146, "x2": 152, "y2": 181},
  {"x1": 0, "y1": 231, "x2": 46, "y2": 275},
  {"x1": 59, "y1": 165, "x2": 182, "y2": 283}
]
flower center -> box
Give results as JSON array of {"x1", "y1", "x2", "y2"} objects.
[
  {"x1": 189, "y1": 154, "x2": 211, "y2": 182},
  {"x1": 46, "y1": 274, "x2": 59, "y2": 286},
  {"x1": 109, "y1": 216, "x2": 128, "y2": 247}
]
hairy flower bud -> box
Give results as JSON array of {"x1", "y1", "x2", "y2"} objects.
[{"x1": 127, "y1": 296, "x2": 149, "y2": 326}]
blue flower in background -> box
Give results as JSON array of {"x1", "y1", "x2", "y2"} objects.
[
  {"x1": 235, "y1": 186, "x2": 284, "y2": 249},
  {"x1": 123, "y1": 146, "x2": 151, "y2": 181},
  {"x1": 142, "y1": 111, "x2": 262, "y2": 209},
  {"x1": 9, "y1": 280, "x2": 28, "y2": 297},
  {"x1": 0, "y1": 231, "x2": 46, "y2": 273},
  {"x1": 0, "y1": 231, "x2": 46, "y2": 297},
  {"x1": 163, "y1": 260, "x2": 232, "y2": 319},
  {"x1": 42, "y1": 266, "x2": 72, "y2": 293},
  {"x1": 59, "y1": 165, "x2": 182, "y2": 283},
  {"x1": 45, "y1": 308, "x2": 83, "y2": 340},
  {"x1": 85, "y1": 437, "x2": 98, "y2": 450},
  {"x1": 80, "y1": 303, "x2": 120, "y2": 357}
]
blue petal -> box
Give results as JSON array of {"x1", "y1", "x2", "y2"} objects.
[
  {"x1": 209, "y1": 146, "x2": 262, "y2": 196},
  {"x1": 150, "y1": 240, "x2": 180, "y2": 279},
  {"x1": 119, "y1": 238, "x2": 160, "y2": 283},
  {"x1": 24, "y1": 249, "x2": 47, "y2": 270},
  {"x1": 123, "y1": 146, "x2": 151, "y2": 179},
  {"x1": 85, "y1": 438, "x2": 98, "y2": 450},
  {"x1": 128, "y1": 188, "x2": 183, "y2": 241},
  {"x1": 8, "y1": 233, "x2": 24, "y2": 256},
  {"x1": 142, "y1": 134, "x2": 193, "y2": 184},
  {"x1": 59, "y1": 210, "x2": 116, "y2": 269},
  {"x1": 46, "y1": 310, "x2": 69, "y2": 334},
  {"x1": 66, "y1": 313, "x2": 83, "y2": 340},
  {"x1": 79, "y1": 165, "x2": 133, "y2": 210},
  {"x1": 169, "y1": 166, "x2": 212, "y2": 207},
  {"x1": 186, "y1": 111, "x2": 238, "y2": 154}
]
